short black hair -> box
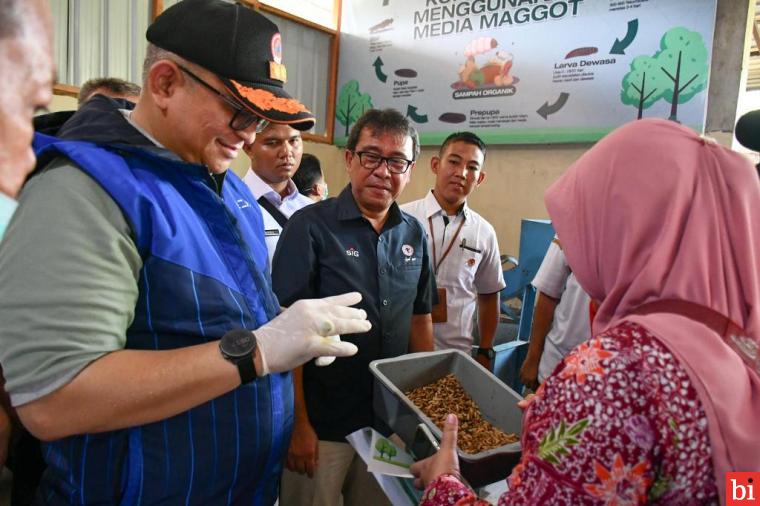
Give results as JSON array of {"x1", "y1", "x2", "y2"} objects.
[
  {"x1": 0, "y1": 0, "x2": 24, "y2": 39},
  {"x1": 346, "y1": 108, "x2": 420, "y2": 161},
  {"x1": 78, "y1": 77, "x2": 142, "y2": 105},
  {"x1": 293, "y1": 153, "x2": 323, "y2": 196},
  {"x1": 439, "y1": 131, "x2": 486, "y2": 159}
]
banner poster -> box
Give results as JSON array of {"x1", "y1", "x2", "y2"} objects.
[{"x1": 335, "y1": 0, "x2": 718, "y2": 145}]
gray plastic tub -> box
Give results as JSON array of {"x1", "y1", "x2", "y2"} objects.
[{"x1": 370, "y1": 349, "x2": 523, "y2": 487}]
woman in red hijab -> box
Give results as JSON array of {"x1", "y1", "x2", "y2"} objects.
[{"x1": 411, "y1": 118, "x2": 760, "y2": 505}]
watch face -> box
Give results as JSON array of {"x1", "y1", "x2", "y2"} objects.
[
  {"x1": 222, "y1": 329, "x2": 255, "y2": 358},
  {"x1": 479, "y1": 348, "x2": 495, "y2": 359}
]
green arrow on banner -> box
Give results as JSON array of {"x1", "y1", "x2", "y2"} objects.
[
  {"x1": 406, "y1": 105, "x2": 428, "y2": 123},
  {"x1": 373, "y1": 57, "x2": 387, "y2": 83},
  {"x1": 610, "y1": 19, "x2": 639, "y2": 55}
]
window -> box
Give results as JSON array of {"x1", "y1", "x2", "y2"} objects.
[
  {"x1": 50, "y1": 0, "x2": 151, "y2": 89},
  {"x1": 260, "y1": 0, "x2": 338, "y2": 30},
  {"x1": 49, "y1": 0, "x2": 338, "y2": 141}
]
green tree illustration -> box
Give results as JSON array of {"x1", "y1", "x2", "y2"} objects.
[
  {"x1": 336, "y1": 80, "x2": 373, "y2": 137},
  {"x1": 375, "y1": 438, "x2": 392, "y2": 460},
  {"x1": 654, "y1": 27, "x2": 708, "y2": 122},
  {"x1": 387, "y1": 445, "x2": 397, "y2": 460},
  {"x1": 621, "y1": 55, "x2": 665, "y2": 119}
]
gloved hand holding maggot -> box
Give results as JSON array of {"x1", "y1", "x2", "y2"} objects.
[{"x1": 255, "y1": 292, "x2": 370, "y2": 375}]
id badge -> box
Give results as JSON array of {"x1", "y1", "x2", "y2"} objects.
[{"x1": 431, "y1": 287, "x2": 448, "y2": 323}]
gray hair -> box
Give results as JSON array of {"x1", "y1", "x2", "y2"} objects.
[{"x1": 142, "y1": 43, "x2": 191, "y2": 85}]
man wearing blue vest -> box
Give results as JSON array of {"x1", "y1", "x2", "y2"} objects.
[{"x1": 0, "y1": 1, "x2": 370, "y2": 504}]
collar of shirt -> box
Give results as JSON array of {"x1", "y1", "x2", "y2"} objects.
[
  {"x1": 119, "y1": 109, "x2": 165, "y2": 148},
  {"x1": 243, "y1": 168, "x2": 301, "y2": 206},
  {"x1": 336, "y1": 183, "x2": 408, "y2": 230},
  {"x1": 423, "y1": 189, "x2": 470, "y2": 221}
]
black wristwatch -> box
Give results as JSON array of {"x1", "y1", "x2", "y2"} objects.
[
  {"x1": 219, "y1": 329, "x2": 258, "y2": 384},
  {"x1": 476, "y1": 347, "x2": 495, "y2": 360}
]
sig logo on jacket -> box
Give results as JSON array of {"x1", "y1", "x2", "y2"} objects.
[
  {"x1": 346, "y1": 247, "x2": 360, "y2": 258},
  {"x1": 727, "y1": 473, "x2": 760, "y2": 505}
]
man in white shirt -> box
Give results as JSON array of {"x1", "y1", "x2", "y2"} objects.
[
  {"x1": 402, "y1": 132, "x2": 505, "y2": 369},
  {"x1": 242, "y1": 123, "x2": 314, "y2": 267},
  {"x1": 519, "y1": 238, "x2": 591, "y2": 390}
]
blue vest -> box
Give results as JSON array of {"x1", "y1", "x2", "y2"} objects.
[{"x1": 33, "y1": 137, "x2": 293, "y2": 505}]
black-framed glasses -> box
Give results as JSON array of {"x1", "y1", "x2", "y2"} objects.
[
  {"x1": 177, "y1": 65, "x2": 269, "y2": 133},
  {"x1": 352, "y1": 150, "x2": 414, "y2": 174}
]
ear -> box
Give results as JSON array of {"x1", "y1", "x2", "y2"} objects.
[
  {"x1": 475, "y1": 170, "x2": 486, "y2": 186},
  {"x1": 146, "y1": 60, "x2": 184, "y2": 110},
  {"x1": 344, "y1": 149, "x2": 354, "y2": 172},
  {"x1": 430, "y1": 156, "x2": 441, "y2": 176}
]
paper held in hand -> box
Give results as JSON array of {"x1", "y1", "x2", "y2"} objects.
[{"x1": 346, "y1": 427, "x2": 414, "y2": 478}]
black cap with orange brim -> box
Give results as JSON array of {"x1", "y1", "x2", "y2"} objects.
[{"x1": 146, "y1": 0, "x2": 315, "y2": 131}]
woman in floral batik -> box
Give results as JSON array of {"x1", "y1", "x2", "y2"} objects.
[{"x1": 411, "y1": 119, "x2": 760, "y2": 505}]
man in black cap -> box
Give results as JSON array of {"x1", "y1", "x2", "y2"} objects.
[{"x1": 0, "y1": 1, "x2": 370, "y2": 504}]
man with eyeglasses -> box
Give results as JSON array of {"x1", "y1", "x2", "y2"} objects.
[
  {"x1": 272, "y1": 108, "x2": 435, "y2": 506},
  {"x1": 0, "y1": 1, "x2": 370, "y2": 504}
]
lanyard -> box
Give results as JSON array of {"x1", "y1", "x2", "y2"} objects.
[{"x1": 428, "y1": 214, "x2": 465, "y2": 274}]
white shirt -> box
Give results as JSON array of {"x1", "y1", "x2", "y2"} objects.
[
  {"x1": 120, "y1": 110, "x2": 163, "y2": 147},
  {"x1": 531, "y1": 240, "x2": 591, "y2": 381},
  {"x1": 402, "y1": 190, "x2": 505, "y2": 352},
  {"x1": 242, "y1": 168, "x2": 314, "y2": 269}
]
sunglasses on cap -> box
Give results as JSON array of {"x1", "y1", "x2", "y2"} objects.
[{"x1": 178, "y1": 65, "x2": 269, "y2": 133}]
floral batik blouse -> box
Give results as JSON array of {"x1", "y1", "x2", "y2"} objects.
[{"x1": 420, "y1": 321, "x2": 718, "y2": 505}]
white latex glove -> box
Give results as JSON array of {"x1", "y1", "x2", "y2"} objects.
[{"x1": 255, "y1": 292, "x2": 370, "y2": 375}]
